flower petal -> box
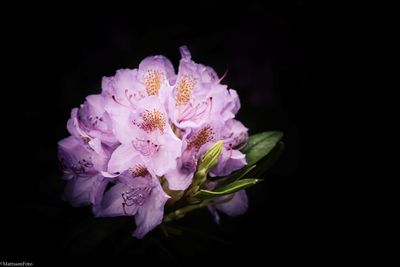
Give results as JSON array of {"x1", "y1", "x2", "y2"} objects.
[
  {"x1": 210, "y1": 149, "x2": 247, "y2": 177},
  {"x1": 143, "y1": 129, "x2": 181, "y2": 176},
  {"x1": 57, "y1": 136, "x2": 98, "y2": 177},
  {"x1": 215, "y1": 190, "x2": 248, "y2": 216},
  {"x1": 133, "y1": 180, "x2": 170, "y2": 238},
  {"x1": 207, "y1": 205, "x2": 221, "y2": 224},
  {"x1": 93, "y1": 182, "x2": 138, "y2": 217},
  {"x1": 63, "y1": 174, "x2": 103, "y2": 207},
  {"x1": 107, "y1": 143, "x2": 140, "y2": 175},
  {"x1": 138, "y1": 55, "x2": 176, "y2": 87},
  {"x1": 164, "y1": 166, "x2": 194, "y2": 191}
]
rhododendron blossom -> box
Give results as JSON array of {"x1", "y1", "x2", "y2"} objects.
[{"x1": 56, "y1": 46, "x2": 273, "y2": 238}]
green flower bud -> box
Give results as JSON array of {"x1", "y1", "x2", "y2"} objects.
[{"x1": 197, "y1": 140, "x2": 224, "y2": 175}]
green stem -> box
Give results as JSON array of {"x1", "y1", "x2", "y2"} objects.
[{"x1": 163, "y1": 200, "x2": 211, "y2": 222}]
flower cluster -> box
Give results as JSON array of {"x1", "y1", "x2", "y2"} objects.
[{"x1": 58, "y1": 46, "x2": 249, "y2": 238}]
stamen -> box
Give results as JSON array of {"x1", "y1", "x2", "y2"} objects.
[
  {"x1": 144, "y1": 69, "x2": 163, "y2": 96},
  {"x1": 78, "y1": 158, "x2": 93, "y2": 168},
  {"x1": 132, "y1": 138, "x2": 160, "y2": 157},
  {"x1": 129, "y1": 164, "x2": 149, "y2": 178},
  {"x1": 138, "y1": 109, "x2": 166, "y2": 133},
  {"x1": 176, "y1": 74, "x2": 196, "y2": 106},
  {"x1": 187, "y1": 125, "x2": 214, "y2": 152},
  {"x1": 178, "y1": 97, "x2": 212, "y2": 123},
  {"x1": 217, "y1": 68, "x2": 229, "y2": 83},
  {"x1": 125, "y1": 89, "x2": 133, "y2": 101},
  {"x1": 122, "y1": 186, "x2": 152, "y2": 215}
]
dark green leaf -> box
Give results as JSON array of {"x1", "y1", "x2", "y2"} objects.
[
  {"x1": 242, "y1": 131, "x2": 283, "y2": 166},
  {"x1": 247, "y1": 141, "x2": 285, "y2": 178},
  {"x1": 194, "y1": 178, "x2": 261, "y2": 199},
  {"x1": 215, "y1": 164, "x2": 257, "y2": 188}
]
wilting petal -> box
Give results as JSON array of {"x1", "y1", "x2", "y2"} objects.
[
  {"x1": 215, "y1": 190, "x2": 248, "y2": 216},
  {"x1": 133, "y1": 181, "x2": 170, "y2": 238}
]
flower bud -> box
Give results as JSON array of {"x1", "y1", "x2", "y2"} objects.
[{"x1": 197, "y1": 140, "x2": 224, "y2": 176}]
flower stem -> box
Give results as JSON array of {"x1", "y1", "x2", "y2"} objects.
[{"x1": 163, "y1": 200, "x2": 211, "y2": 222}]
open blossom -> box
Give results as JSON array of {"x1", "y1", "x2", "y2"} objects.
[
  {"x1": 57, "y1": 136, "x2": 110, "y2": 207},
  {"x1": 93, "y1": 155, "x2": 170, "y2": 238},
  {"x1": 58, "y1": 46, "x2": 249, "y2": 238},
  {"x1": 67, "y1": 94, "x2": 118, "y2": 147}
]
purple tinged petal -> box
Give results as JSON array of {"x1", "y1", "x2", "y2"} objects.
[
  {"x1": 179, "y1": 45, "x2": 192, "y2": 61},
  {"x1": 207, "y1": 205, "x2": 221, "y2": 224},
  {"x1": 87, "y1": 138, "x2": 110, "y2": 171},
  {"x1": 119, "y1": 96, "x2": 182, "y2": 176},
  {"x1": 133, "y1": 180, "x2": 170, "y2": 238},
  {"x1": 90, "y1": 177, "x2": 110, "y2": 207},
  {"x1": 57, "y1": 136, "x2": 98, "y2": 177},
  {"x1": 227, "y1": 89, "x2": 241, "y2": 116},
  {"x1": 143, "y1": 129, "x2": 181, "y2": 176},
  {"x1": 210, "y1": 148, "x2": 247, "y2": 177},
  {"x1": 107, "y1": 143, "x2": 140, "y2": 175},
  {"x1": 105, "y1": 104, "x2": 135, "y2": 144},
  {"x1": 168, "y1": 47, "x2": 220, "y2": 129},
  {"x1": 164, "y1": 143, "x2": 196, "y2": 191},
  {"x1": 164, "y1": 166, "x2": 194, "y2": 191},
  {"x1": 67, "y1": 94, "x2": 117, "y2": 146},
  {"x1": 138, "y1": 55, "x2": 176, "y2": 87},
  {"x1": 215, "y1": 190, "x2": 248, "y2": 217},
  {"x1": 63, "y1": 174, "x2": 103, "y2": 207},
  {"x1": 85, "y1": 94, "x2": 105, "y2": 114},
  {"x1": 199, "y1": 65, "x2": 219, "y2": 83},
  {"x1": 103, "y1": 69, "x2": 146, "y2": 110},
  {"x1": 93, "y1": 177, "x2": 151, "y2": 217},
  {"x1": 221, "y1": 119, "x2": 248, "y2": 149},
  {"x1": 66, "y1": 108, "x2": 86, "y2": 141},
  {"x1": 207, "y1": 85, "x2": 237, "y2": 122},
  {"x1": 93, "y1": 182, "x2": 138, "y2": 217}
]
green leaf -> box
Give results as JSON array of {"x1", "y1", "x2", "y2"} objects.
[
  {"x1": 194, "y1": 178, "x2": 261, "y2": 199},
  {"x1": 242, "y1": 131, "x2": 283, "y2": 166},
  {"x1": 247, "y1": 141, "x2": 285, "y2": 178},
  {"x1": 215, "y1": 164, "x2": 257, "y2": 188}
]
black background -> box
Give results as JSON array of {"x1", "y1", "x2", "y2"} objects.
[{"x1": 1, "y1": 1, "x2": 334, "y2": 265}]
